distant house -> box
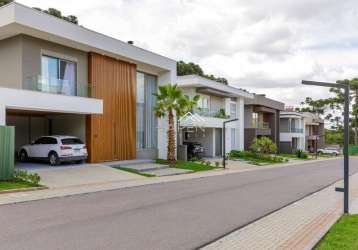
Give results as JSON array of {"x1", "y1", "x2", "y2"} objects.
[
  {"x1": 244, "y1": 94, "x2": 285, "y2": 150},
  {"x1": 177, "y1": 75, "x2": 253, "y2": 158}
]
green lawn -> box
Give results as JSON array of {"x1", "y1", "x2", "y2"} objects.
[
  {"x1": 315, "y1": 215, "x2": 358, "y2": 250},
  {"x1": 156, "y1": 159, "x2": 217, "y2": 172},
  {"x1": 115, "y1": 167, "x2": 155, "y2": 177},
  {"x1": 279, "y1": 153, "x2": 311, "y2": 160},
  {"x1": 0, "y1": 178, "x2": 40, "y2": 191}
]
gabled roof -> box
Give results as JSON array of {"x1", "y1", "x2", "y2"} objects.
[
  {"x1": 0, "y1": 2, "x2": 176, "y2": 72},
  {"x1": 177, "y1": 75, "x2": 253, "y2": 99}
]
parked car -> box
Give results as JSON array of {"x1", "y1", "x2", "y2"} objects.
[
  {"x1": 183, "y1": 141, "x2": 205, "y2": 159},
  {"x1": 19, "y1": 136, "x2": 88, "y2": 166},
  {"x1": 317, "y1": 147, "x2": 340, "y2": 156}
]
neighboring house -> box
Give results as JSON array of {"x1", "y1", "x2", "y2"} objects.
[
  {"x1": 0, "y1": 2, "x2": 176, "y2": 163},
  {"x1": 279, "y1": 111, "x2": 306, "y2": 153},
  {"x1": 177, "y1": 75, "x2": 253, "y2": 158},
  {"x1": 244, "y1": 94, "x2": 284, "y2": 150},
  {"x1": 302, "y1": 112, "x2": 325, "y2": 152}
]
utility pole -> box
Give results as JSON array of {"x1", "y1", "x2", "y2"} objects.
[{"x1": 302, "y1": 80, "x2": 350, "y2": 214}]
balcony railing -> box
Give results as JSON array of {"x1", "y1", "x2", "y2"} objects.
[
  {"x1": 281, "y1": 127, "x2": 304, "y2": 133},
  {"x1": 195, "y1": 108, "x2": 230, "y2": 119},
  {"x1": 24, "y1": 75, "x2": 95, "y2": 98},
  {"x1": 253, "y1": 121, "x2": 270, "y2": 129}
]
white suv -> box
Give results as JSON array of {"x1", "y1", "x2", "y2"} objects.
[{"x1": 19, "y1": 136, "x2": 88, "y2": 166}]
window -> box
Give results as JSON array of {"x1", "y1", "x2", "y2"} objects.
[
  {"x1": 136, "y1": 72, "x2": 158, "y2": 149},
  {"x1": 34, "y1": 137, "x2": 57, "y2": 144},
  {"x1": 61, "y1": 138, "x2": 83, "y2": 145},
  {"x1": 198, "y1": 96, "x2": 209, "y2": 111},
  {"x1": 230, "y1": 103, "x2": 237, "y2": 118},
  {"x1": 41, "y1": 55, "x2": 77, "y2": 96},
  {"x1": 252, "y1": 112, "x2": 259, "y2": 128}
]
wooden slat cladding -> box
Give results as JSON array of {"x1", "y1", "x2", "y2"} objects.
[{"x1": 87, "y1": 53, "x2": 136, "y2": 162}]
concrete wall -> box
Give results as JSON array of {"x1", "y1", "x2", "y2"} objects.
[
  {"x1": 50, "y1": 114, "x2": 86, "y2": 142},
  {"x1": 210, "y1": 96, "x2": 224, "y2": 112},
  {"x1": 6, "y1": 115, "x2": 49, "y2": 152},
  {"x1": 0, "y1": 36, "x2": 22, "y2": 89}
]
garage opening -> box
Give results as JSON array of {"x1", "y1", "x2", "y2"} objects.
[{"x1": 6, "y1": 109, "x2": 87, "y2": 160}]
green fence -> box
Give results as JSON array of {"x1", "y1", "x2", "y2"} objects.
[
  {"x1": 349, "y1": 145, "x2": 358, "y2": 156},
  {"x1": 0, "y1": 126, "x2": 15, "y2": 180}
]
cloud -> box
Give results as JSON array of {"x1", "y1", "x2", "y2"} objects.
[{"x1": 17, "y1": 0, "x2": 358, "y2": 106}]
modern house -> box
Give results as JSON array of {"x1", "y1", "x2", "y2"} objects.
[
  {"x1": 177, "y1": 75, "x2": 253, "y2": 158},
  {"x1": 303, "y1": 112, "x2": 325, "y2": 152},
  {"x1": 279, "y1": 110, "x2": 306, "y2": 153},
  {"x1": 244, "y1": 94, "x2": 284, "y2": 150},
  {"x1": 0, "y1": 2, "x2": 176, "y2": 163}
]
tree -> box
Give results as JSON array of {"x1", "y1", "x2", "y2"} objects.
[
  {"x1": 250, "y1": 137, "x2": 277, "y2": 154},
  {"x1": 0, "y1": 0, "x2": 11, "y2": 7},
  {"x1": 177, "y1": 61, "x2": 228, "y2": 85},
  {"x1": 33, "y1": 7, "x2": 79, "y2": 24},
  {"x1": 295, "y1": 97, "x2": 328, "y2": 117},
  {"x1": 328, "y1": 78, "x2": 358, "y2": 145},
  {"x1": 0, "y1": 1, "x2": 79, "y2": 24},
  {"x1": 153, "y1": 84, "x2": 199, "y2": 163}
]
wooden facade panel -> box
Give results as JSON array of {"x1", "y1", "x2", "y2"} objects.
[{"x1": 87, "y1": 53, "x2": 136, "y2": 162}]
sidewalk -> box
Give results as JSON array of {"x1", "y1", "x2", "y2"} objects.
[
  {"x1": 0, "y1": 157, "x2": 341, "y2": 205},
  {"x1": 202, "y1": 172, "x2": 358, "y2": 250}
]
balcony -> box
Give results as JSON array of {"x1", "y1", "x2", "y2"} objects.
[
  {"x1": 194, "y1": 108, "x2": 230, "y2": 119},
  {"x1": 24, "y1": 75, "x2": 95, "y2": 98},
  {"x1": 281, "y1": 127, "x2": 304, "y2": 133}
]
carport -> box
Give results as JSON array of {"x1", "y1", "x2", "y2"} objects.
[{"x1": 6, "y1": 109, "x2": 86, "y2": 157}]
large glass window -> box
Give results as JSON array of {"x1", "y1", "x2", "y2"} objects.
[
  {"x1": 41, "y1": 55, "x2": 77, "y2": 96},
  {"x1": 136, "y1": 72, "x2": 158, "y2": 149},
  {"x1": 252, "y1": 112, "x2": 259, "y2": 128},
  {"x1": 230, "y1": 103, "x2": 237, "y2": 118}
]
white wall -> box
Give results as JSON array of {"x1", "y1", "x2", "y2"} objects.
[
  {"x1": 0, "y1": 104, "x2": 5, "y2": 125},
  {"x1": 0, "y1": 87, "x2": 103, "y2": 114},
  {"x1": 157, "y1": 70, "x2": 176, "y2": 159}
]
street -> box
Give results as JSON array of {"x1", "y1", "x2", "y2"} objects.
[{"x1": 1, "y1": 158, "x2": 358, "y2": 250}]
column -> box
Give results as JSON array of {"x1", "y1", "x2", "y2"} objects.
[
  {"x1": 237, "y1": 98, "x2": 244, "y2": 150},
  {"x1": 212, "y1": 128, "x2": 216, "y2": 158},
  {"x1": 0, "y1": 104, "x2": 5, "y2": 126}
]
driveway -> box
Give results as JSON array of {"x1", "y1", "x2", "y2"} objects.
[
  {"x1": 16, "y1": 162, "x2": 144, "y2": 188},
  {"x1": 1, "y1": 158, "x2": 358, "y2": 250}
]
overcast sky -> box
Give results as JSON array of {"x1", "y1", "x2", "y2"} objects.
[{"x1": 18, "y1": 0, "x2": 358, "y2": 106}]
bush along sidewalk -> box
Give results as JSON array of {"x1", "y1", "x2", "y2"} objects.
[
  {"x1": 228, "y1": 137, "x2": 287, "y2": 165},
  {"x1": 0, "y1": 170, "x2": 42, "y2": 192}
]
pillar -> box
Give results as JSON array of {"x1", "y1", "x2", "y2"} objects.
[{"x1": 0, "y1": 105, "x2": 5, "y2": 126}]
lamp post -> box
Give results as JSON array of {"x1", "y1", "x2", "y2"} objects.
[
  {"x1": 302, "y1": 80, "x2": 350, "y2": 214},
  {"x1": 223, "y1": 118, "x2": 239, "y2": 169}
]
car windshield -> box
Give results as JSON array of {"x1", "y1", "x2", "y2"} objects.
[{"x1": 61, "y1": 138, "x2": 83, "y2": 145}]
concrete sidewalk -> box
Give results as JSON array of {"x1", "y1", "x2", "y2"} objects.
[
  {"x1": 0, "y1": 157, "x2": 343, "y2": 206},
  {"x1": 202, "y1": 172, "x2": 358, "y2": 250}
]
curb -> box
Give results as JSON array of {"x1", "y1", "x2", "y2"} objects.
[{"x1": 0, "y1": 186, "x2": 48, "y2": 194}]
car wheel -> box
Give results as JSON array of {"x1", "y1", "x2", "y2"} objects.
[
  {"x1": 19, "y1": 150, "x2": 28, "y2": 162},
  {"x1": 48, "y1": 152, "x2": 60, "y2": 166}
]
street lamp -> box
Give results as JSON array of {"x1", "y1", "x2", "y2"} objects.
[
  {"x1": 302, "y1": 80, "x2": 350, "y2": 214},
  {"x1": 222, "y1": 118, "x2": 239, "y2": 169}
]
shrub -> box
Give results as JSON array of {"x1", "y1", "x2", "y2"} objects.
[
  {"x1": 228, "y1": 150, "x2": 286, "y2": 164},
  {"x1": 296, "y1": 149, "x2": 308, "y2": 159},
  {"x1": 205, "y1": 161, "x2": 212, "y2": 167},
  {"x1": 250, "y1": 137, "x2": 277, "y2": 154},
  {"x1": 14, "y1": 170, "x2": 41, "y2": 185},
  {"x1": 215, "y1": 161, "x2": 220, "y2": 168}
]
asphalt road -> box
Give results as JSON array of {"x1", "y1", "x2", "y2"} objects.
[{"x1": 1, "y1": 158, "x2": 358, "y2": 250}]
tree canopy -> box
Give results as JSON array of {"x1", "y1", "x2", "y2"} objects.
[
  {"x1": 0, "y1": 1, "x2": 79, "y2": 25},
  {"x1": 177, "y1": 61, "x2": 228, "y2": 85}
]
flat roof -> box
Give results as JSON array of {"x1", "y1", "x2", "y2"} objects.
[
  {"x1": 245, "y1": 94, "x2": 285, "y2": 111},
  {"x1": 0, "y1": 2, "x2": 176, "y2": 73},
  {"x1": 177, "y1": 75, "x2": 253, "y2": 99}
]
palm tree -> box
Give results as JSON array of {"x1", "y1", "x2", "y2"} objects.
[{"x1": 153, "y1": 84, "x2": 199, "y2": 164}]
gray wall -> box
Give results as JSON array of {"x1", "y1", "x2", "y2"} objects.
[
  {"x1": 244, "y1": 106, "x2": 253, "y2": 128},
  {"x1": 280, "y1": 118, "x2": 289, "y2": 132},
  {"x1": 50, "y1": 114, "x2": 86, "y2": 141},
  {"x1": 0, "y1": 34, "x2": 88, "y2": 90},
  {"x1": 0, "y1": 36, "x2": 22, "y2": 89},
  {"x1": 21, "y1": 35, "x2": 88, "y2": 88}
]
